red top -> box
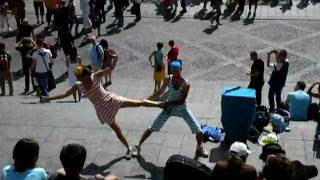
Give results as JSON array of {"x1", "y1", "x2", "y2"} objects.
[{"x1": 167, "y1": 46, "x2": 179, "y2": 63}]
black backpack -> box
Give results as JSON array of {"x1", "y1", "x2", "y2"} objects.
[
  {"x1": 164, "y1": 155, "x2": 211, "y2": 180},
  {"x1": 308, "y1": 103, "x2": 319, "y2": 121}
]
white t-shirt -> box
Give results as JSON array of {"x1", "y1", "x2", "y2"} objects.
[{"x1": 32, "y1": 48, "x2": 52, "y2": 73}]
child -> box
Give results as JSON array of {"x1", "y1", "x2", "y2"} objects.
[
  {"x1": 2, "y1": 138, "x2": 47, "y2": 180},
  {"x1": 75, "y1": 64, "x2": 163, "y2": 160},
  {"x1": 0, "y1": 42, "x2": 13, "y2": 96}
]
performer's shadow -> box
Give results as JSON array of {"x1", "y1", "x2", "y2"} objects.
[
  {"x1": 81, "y1": 156, "x2": 125, "y2": 176},
  {"x1": 209, "y1": 141, "x2": 229, "y2": 163},
  {"x1": 125, "y1": 156, "x2": 164, "y2": 180}
]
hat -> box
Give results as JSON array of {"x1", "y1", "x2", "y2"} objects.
[
  {"x1": 170, "y1": 60, "x2": 182, "y2": 70},
  {"x1": 259, "y1": 143, "x2": 285, "y2": 161},
  {"x1": 229, "y1": 141, "x2": 251, "y2": 157}
]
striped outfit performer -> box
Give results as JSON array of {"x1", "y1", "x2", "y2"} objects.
[
  {"x1": 85, "y1": 75, "x2": 124, "y2": 125},
  {"x1": 150, "y1": 75, "x2": 202, "y2": 133}
]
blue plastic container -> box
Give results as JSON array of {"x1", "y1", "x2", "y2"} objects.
[{"x1": 221, "y1": 87, "x2": 256, "y2": 144}]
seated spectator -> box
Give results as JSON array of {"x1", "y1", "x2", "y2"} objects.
[
  {"x1": 211, "y1": 141, "x2": 257, "y2": 180},
  {"x1": 307, "y1": 82, "x2": 320, "y2": 140},
  {"x1": 262, "y1": 155, "x2": 293, "y2": 180},
  {"x1": 285, "y1": 81, "x2": 310, "y2": 121},
  {"x1": 49, "y1": 143, "x2": 117, "y2": 180},
  {"x1": 2, "y1": 138, "x2": 47, "y2": 180},
  {"x1": 258, "y1": 143, "x2": 318, "y2": 180}
]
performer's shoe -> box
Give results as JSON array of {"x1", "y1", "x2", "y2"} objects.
[
  {"x1": 125, "y1": 148, "x2": 133, "y2": 160},
  {"x1": 132, "y1": 145, "x2": 141, "y2": 157},
  {"x1": 196, "y1": 147, "x2": 209, "y2": 158}
]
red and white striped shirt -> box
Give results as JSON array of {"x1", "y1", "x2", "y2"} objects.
[{"x1": 86, "y1": 79, "x2": 124, "y2": 125}]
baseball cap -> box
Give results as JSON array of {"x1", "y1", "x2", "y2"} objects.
[
  {"x1": 170, "y1": 60, "x2": 182, "y2": 70},
  {"x1": 259, "y1": 143, "x2": 286, "y2": 161},
  {"x1": 229, "y1": 141, "x2": 251, "y2": 157}
]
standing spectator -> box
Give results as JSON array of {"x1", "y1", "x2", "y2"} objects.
[
  {"x1": 107, "y1": 0, "x2": 113, "y2": 10},
  {"x1": 67, "y1": 0, "x2": 79, "y2": 36},
  {"x1": 13, "y1": 0, "x2": 25, "y2": 26},
  {"x1": 97, "y1": 0, "x2": 106, "y2": 23},
  {"x1": 16, "y1": 37, "x2": 37, "y2": 95},
  {"x1": 44, "y1": 0, "x2": 60, "y2": 30},
  {"x1": 132, "y1": 61, "x2": 209, "y2": 158},
  {"x1": 180, "y1": 0, "x2": 187, "y2": 14},
  {"x1": 284, "y1": 81, "x2": 310, "y2": 121},
  {"x1": 16, "y1": 18, "x2": 35, "y2": 43},
  {"x1": 58, "y1": 30, "x2": 74, "y2": 59},
  {"x1": 114, "y1": 0, "x2": 126, "y2": 28},
  {"x1": 48, "y1": 144, "x2": 118, "y2": 180},
  {"x1": 41, "y1": 47, "x2": 82, "y2": 103},
  {"x1": 167, "y1": 40, "x2": 179, "y2": 75},
  {"x1": 267, "y1": 49, "x2": 289, "y2": 112},
  {"x1": 31, "y1": 36, "x2": 53, "y2": 98},
  {"x1": 99, "y1": 39, "x2": 118, "y2": 87},
  {"x1": 89, "y1": 0, "x2": 102, "y2": 36},
  {"x1": 148, "y1": 42, "x2": 165, "y2": 93},
  {"x1": 247, "y1": 51, "x2": 264, "y2": 106},
  {"x1": 1, "y1": 138, "x2": 47, "y2": 180},
  {"x1": 131, "y1": 0, "x2": 141, "y2": 22},
  {"x1": 0, "y1": 42, "x2": 13, "y2": 96},
  {"x1": 80, "y1": 0, "x2": 92, "y2": 33},
  {"x1": 211, "y1": 141, "x2": 257, "y2": 180},
  {"x1": 0, "y1": 1, "x2": 11, "y2": 34},
  {"x1": 210, "y1": 0, "x2": 222, "y2": 26},
  {"x1": 33, "y1": 0, "x2": 45, "y2": 24},
  {"x1": 89, "y1": 36, "x2": 104, "y2": 72}
]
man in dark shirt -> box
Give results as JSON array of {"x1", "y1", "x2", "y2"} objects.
[
  {"x1": 16, "y1": 18, "x2": 34, "y2": 43},
  {"x1": 247, "y1": 51, "x2": 264, "y2": 106},
  {"x1": 211, "y1": 141, "x2": 257, "y2": 180},
  {"x1": 267, "y1": 49, "x2": 289, "y2": 112}
]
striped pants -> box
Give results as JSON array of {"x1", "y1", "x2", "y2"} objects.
[{"x1": 150, "y1": 105, "x2": 202, "y2": 134}]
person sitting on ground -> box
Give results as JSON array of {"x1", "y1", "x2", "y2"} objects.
[
  {"x1": 261, "y1": 154, "x2": 293, "y2": 180},
  {"x1": 284, "y1": 81, "x2": 310, "y2": 121},
  {"x1": 1, "y1": 138, "x2": 47, "y2": 180},
  {"x1": 307, "y1": 82, "x2": 320, "y2": 140},
  {"x1": 49, "y1": 143, "x2": 117, "y2": 180},
  {"x1": 258, "y1": 143, "x2": 318, "y2": 180},
  {"x1": 211, "y1": 141, "x2": 257, "y2": 180}
]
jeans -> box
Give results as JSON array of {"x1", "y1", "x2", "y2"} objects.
[
  {"x1": 35, "y1": 72, "x2": 49, "y2": 97},
  {"x1": 268, "y1": 87, "x2": 282, "y2": 112}
]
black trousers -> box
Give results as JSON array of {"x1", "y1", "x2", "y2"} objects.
[
  {"x1": 268, "y1": 87, "x2": 282, "y2": 111},
  {"x1": 34, "y1": 2, "x2": 44, "y2": 17},
  {"x1": 180, "y1": 0, "x2": 186, "y2": 10},
  {"x1": 133, "y1": 3, "x2": 141, "y2": 20},
  {"x1": 46, "y1": 8, "x2": 58, "y2": 26},
  {"x1": 248, "y1": 83, "x2": 263, "y2": 106},
  {"x1": 21, "y1": 54, "x2": 32, "y2": 92}
]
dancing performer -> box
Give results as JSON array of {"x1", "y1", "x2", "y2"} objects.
[
  {"x1": 74, "y1": 64, "x2": 163, "y2": 160},
  {"x1": 132, "y1": 61, "x2": 209, "y2": 158}
]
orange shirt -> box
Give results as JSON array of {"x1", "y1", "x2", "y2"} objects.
[{"x1": 44, "y1": 0, "x2": 61, "y2": 9}]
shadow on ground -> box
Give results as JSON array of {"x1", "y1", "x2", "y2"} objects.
[{"x1": 126, "y1": 156, "x2": 164, "y2": 180}]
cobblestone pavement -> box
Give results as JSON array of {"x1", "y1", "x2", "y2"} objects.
[{"x1": 0, "y1": 0, "x2": 320, "y2": 179}]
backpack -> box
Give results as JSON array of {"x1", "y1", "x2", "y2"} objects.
[
  {"x1": 270, "y1": 113, "x2": 286, "y2": 133},
  {"x1": 201, "y1": 125, "x2": 222, "y2": 143},
  {"x1": 0, "y1": 53, "x2": 9, "y2": 71},
  {"x1": 254, "y1": 106, "x2": 270, "y2": 132}
]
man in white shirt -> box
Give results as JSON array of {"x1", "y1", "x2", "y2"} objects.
[{"x1": 31, "y1": 36, "x2": 53, "y2": 97}]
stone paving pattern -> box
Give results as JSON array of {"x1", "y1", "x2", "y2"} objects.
[{"x1": 0, "y1": 0, "x2": 320, "y2": 179}]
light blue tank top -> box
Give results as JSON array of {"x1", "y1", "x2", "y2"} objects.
[{"x1": 167, "y1": 75, "x2": 186, "y2": 102}]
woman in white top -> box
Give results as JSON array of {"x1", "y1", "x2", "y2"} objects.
[{"x1": 42, "y1": 47, "x2": 82, "y2": 103}]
